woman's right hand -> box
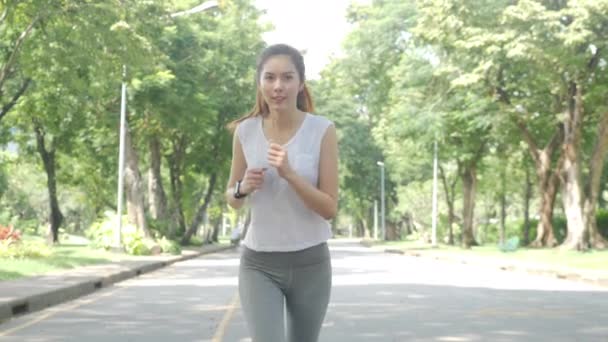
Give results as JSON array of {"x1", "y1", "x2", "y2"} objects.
[{"x1": 240, "y1": 168, "x2": 266, "y2": 194}]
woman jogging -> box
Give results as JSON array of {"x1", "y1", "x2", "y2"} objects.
[{"x1": 225, "y1": 43, "x2": 339, "y2": 342}]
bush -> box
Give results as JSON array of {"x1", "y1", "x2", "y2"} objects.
[
  {"x1": 86, "y1": 212, "x2": 123, "y2": 250},
  {"x1": 123, "y1": 233, "x2": 150, "y2": 255},
  {"x1": 86, "y1": 212, "x2": 152, "y2": 255},
  {"x1": 147, "y1": 216, "x2": 172, "y2": 239},
  {"x1": 0, "y1": 224, "x2": 21, "y2": 244},
  {"x1": 0, "y1": 222, "x2": 52, "y2": 258},
  {"x1": 188, "y1": 236, "x2": 204, "y2": 247},
  {"x1": 158, "y1": 236, "x2": 181, "y2": 255},
  {"x1": 86, "y1": 211, "x2": 178, "y2": 256},
  {"x1": 0, "y1": 240, "x2": 52, "y2": 259},
  {"x1": 478, "y1": 223, "x2": 499, "y2": 244},
  {"x1": 122, "y1": 225, "x2": 159, "y2": 256}
]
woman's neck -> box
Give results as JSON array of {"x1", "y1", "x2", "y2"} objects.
[{"x1": 265, "y1": 109, "x2": 304, "y2": 130}]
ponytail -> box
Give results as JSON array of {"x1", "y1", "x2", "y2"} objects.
[{"x1": 297, "y1": 84, "x2": 314, "y2": 113}]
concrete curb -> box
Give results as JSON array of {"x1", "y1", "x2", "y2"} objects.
[
  {"x1": 360, "y1": 240, "x2": 608, "y2": 288},
  {"x1": 0, "y1": 244, "x2": 234, "y2": 323}
]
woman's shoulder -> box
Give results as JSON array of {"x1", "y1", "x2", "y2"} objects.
[
  {"x1": 235, "y1": 115, "x2": 261, "y2": 134},
  {"x1": 306, "y1": 113, "x2": 334, "y2": 129}
]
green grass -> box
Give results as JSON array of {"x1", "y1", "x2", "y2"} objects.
[
  {"x1": 367, "y1": 239, "x2": 608, "y2": 272},
  {"x1": 0, "y1": 234, "x2": 134, "y2": 281},
  {"x1": 218, "y1": 236, "x2": 231, "y2": 245},
  {"x1": 0, "y1": 245, "x2": 132, "y2": 281},
  {"x1": 1, "y1": 234, "x2": 229, "y2": 281}
]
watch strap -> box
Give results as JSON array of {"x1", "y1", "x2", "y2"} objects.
[{"x1": 234, "y1": 180, "x2": 247, "y2": 199}]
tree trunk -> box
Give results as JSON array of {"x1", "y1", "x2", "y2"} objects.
[
  {"x1": 447, "y1": 201, "x2": 455, "y2": 245},
  {"x1": 499, "y1": 68, "x2": 564, "y2": 247},
  {"x1": 358, "y1": 208, "x2": 368, "y2": 238},
  {"x1": 508, "y1": 99, "x2": 563, "y2": 247},
  {"x1": 181, "y1": 172, "x2": 217, "y2": 245},
  {"x1": 582, "y1": 111, "x2": 608, "y2": 249},
  {"x1": 148, "y1": 135, "x2": 167, "y2": 220},
  {"x1": 481, "y1": 198, "x2": 493, "y2": 244},
  {"x1": 402, "y1": 213, "x2": 412, "y2": 236},
  {"x1": 439, "y1": 165, "x2": 456, "y2": 245},
  {"x1": 358, "y1": 215, "x2": 368, "y2": 238},
  {"x1": 386, "y1": 221, "x2": 397, "y2": 240},
  {"x1": 598, "y1": 164, "x2": 607, "y2": 208},
  {"x1": 124, "y1": 121, "x2": 151, "y2": 238},
  {"x1": 203, "y1": 225, "x2": 213, "y2": 244},
  {"x1": 211, "y1": 205, "x2": 223, "y2": 243},
  {"x1": 528, "y1": 150, "x2": 561, "y2": 247},
  {"x1": 560, "y1": 82, "x2": 587, "y2": 250},
  {"x1": 499, "y1": 166, "x2": 507, "y2": 245},
  {"x1": 460, "y1": 162, "x2": 478, "y2": 248},
  {"x1": 167, "y1": 135, "x2": 186, "y2": 237},
  {"x1": 363, "y1": 220, "x2": 371, "y2": 238},
  {"x1": 561, "y1": 152, "x2": 586, "y2": 250},
  {"x1": 34, "y1": 122, "x2": 63, "y2": 244},
  {"x1": 522, "y1": 162, "x2": 533, "y2": 246},
  {"x1": 366, "y1": 204, "x2": 374, "y2": 238}
]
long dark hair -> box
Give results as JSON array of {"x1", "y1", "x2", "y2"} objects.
[{"x1": 228, "y1": 44, "x2": 314, "y2": 131}]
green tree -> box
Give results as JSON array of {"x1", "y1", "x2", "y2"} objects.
[
  {"x1": 6, "y1": 1, "x2": 149, "y2": 242},
  {"x1": 415, "y1": 0, "x2": 608, "y2": 249}
]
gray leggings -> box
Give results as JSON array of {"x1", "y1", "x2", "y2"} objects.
[{"x1": 239, "y1": 242, "x2": 332, "y2": 342}]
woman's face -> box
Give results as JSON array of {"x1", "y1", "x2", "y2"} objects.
[{"x1": 259, "y1": 54, "x2": 303, "y2": 113}]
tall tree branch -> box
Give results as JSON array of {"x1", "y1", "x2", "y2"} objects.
[
  {"x1": 0, "y1": 7, "x2": 8, "y2": 24},
  {"x1": 0, "y1": 78, "x2": 30, "y2": 121},
  {"x1": 0, "y1": 14, "x2": 40, "y2": 90},
  {"x1": 495, "y1": 65, "x2": 542, "y2": 163}
]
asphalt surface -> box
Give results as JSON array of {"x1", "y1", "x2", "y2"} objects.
[{"x1": 1, "y1": 240, "x2": 607, "y2": 341}]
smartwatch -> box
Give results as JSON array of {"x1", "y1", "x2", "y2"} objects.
[{"x1": 234, "y1": 180, "x2": 248, "y2": 199}]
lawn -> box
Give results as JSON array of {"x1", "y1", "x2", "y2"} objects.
[
  {"x1": 366, "y1": 239, "x2": 608, "y2": 272},
  {"x1": 0, "y1": 244, "x2": 132, "y2": 281},
  {"x1": 1, "y1": 234, "x2": 231, "y2": 281}
]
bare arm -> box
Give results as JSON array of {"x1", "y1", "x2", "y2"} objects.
[
  {"x1": 225, "y1": 128, "x2": 265, "y2": 209},
  {"x1": 269, "y1": 124, "x2": 339, "y2": 220}
]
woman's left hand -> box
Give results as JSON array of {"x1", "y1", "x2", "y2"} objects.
[{"x1": 268, "y1": 143, "x2": 295, "y2": 179}]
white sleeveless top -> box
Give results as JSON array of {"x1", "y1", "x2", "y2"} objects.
[{"x1": 236, "y1": 113, "x2": 334, "y2": 252}]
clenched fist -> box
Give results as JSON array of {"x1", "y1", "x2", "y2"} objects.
[{"x1": 267, "y1": 143, "x2": 295, "y2": 179}]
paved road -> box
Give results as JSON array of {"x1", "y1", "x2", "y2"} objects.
[{"x1": 1, "y1": 240, "x2": 607, "y2": 341}]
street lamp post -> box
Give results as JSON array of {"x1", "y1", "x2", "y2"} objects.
[
  {"x1": 115, "y1": 1, "x2": 219, "y2": 249},
  {"x1": 377, "y1": 161, "x2": 386, "y2": 240},
  {"x1": 116, "y1": 66, "x2": 127, "y2": 249}
]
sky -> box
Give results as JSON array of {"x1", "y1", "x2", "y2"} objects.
[{"x1": 254, "y1": 0, "x2": 364, "y2": 80}]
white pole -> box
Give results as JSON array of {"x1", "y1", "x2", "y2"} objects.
[
  {"x1": 431, "y1": 139, "x2": 438, "y2": 247},
  {"x1": 116, "y1": 65, "x2": 127, "y2": 249},
  {"x1": 348, "y1": 224, "x2": 352, "y2": 238},
  {"x1": 373, "y1": 200, "x2": 378, "y2": 240}
]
